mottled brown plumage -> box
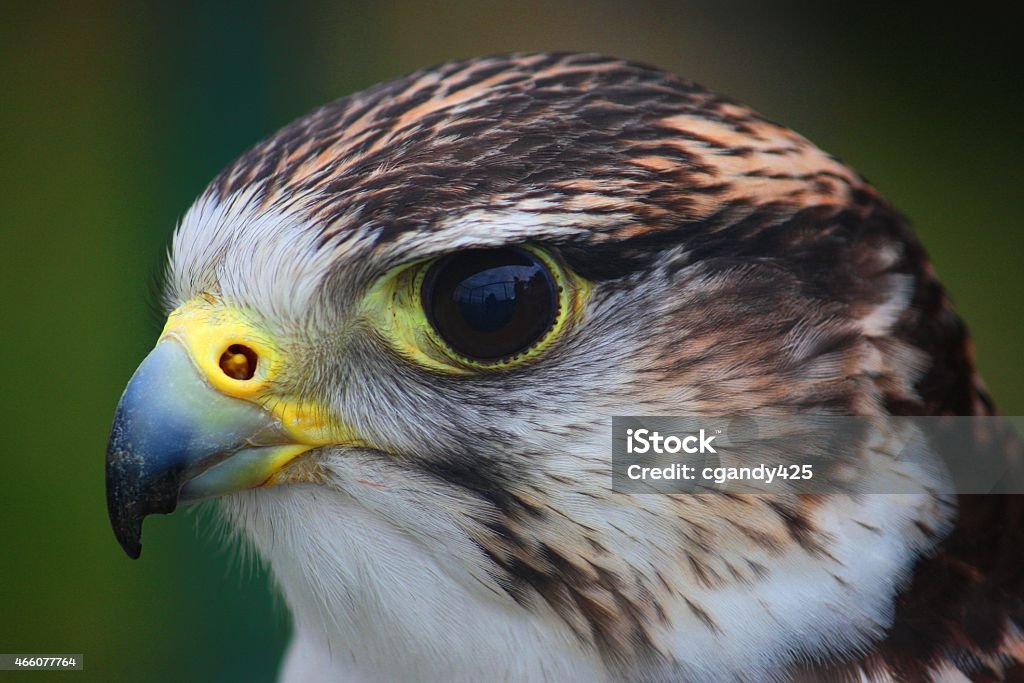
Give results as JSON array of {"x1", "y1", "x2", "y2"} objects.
[{"x1": 141, "y1": 53, "x2": 1023, "y2": 681}]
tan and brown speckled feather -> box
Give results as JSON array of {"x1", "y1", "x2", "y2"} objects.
[{"x1": 181, "y1": 53, "x2": 1021, "y2": 681}]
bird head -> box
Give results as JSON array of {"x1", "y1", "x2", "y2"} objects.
[{"x1": 105, "y1": 53, "x2": 973, "y2": 680}]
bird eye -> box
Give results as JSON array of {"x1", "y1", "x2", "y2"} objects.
[
  {"x1": 421, "y1": 248, "x2": 560, "y2": 362},
  {"x1": 361, "y1": 244, "x2": 587, "y2": 373}
]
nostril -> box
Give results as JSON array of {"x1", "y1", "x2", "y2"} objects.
[{"x1": 219, "y1": 344, "x2": 258, "y2": 380}]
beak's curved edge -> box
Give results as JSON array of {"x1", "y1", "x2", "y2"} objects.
[{"x1": 105, "y1": 339, "x2": 298, "y2": 559}]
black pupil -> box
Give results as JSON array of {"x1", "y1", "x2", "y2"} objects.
[{"x1": 423, "y1": 247, "x2": 558, "y2": 361}]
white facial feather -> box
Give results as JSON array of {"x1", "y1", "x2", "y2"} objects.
[
  {"x1": 174, "y1": 191, "x2": 955, "y2": 682},
  {"x1": 223, "y1": 480, "x2": 606, "y2": 683},
  {"x1": 222, "y1": 437, "x2": 952, "y2": 682},
  {"x1": 167, "y1": 188, "x2": 341, "y2": 326}
]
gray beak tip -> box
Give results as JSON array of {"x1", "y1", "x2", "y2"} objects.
[
  {"x1": 104, "y1": 339, "x2": 289, "y2": 559},
  {"x1": 105, "y1": 403, "x2": 185, "y2": 560},
  {"x1": 105, "y1": 445, "x2": 182, "y2": 560}
]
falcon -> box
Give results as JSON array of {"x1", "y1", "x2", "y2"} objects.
[{"x1": 105, "y1": 53, "x2": 1023, "y2": 681}]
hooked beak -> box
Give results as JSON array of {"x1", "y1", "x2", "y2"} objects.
[
  {"x1": 105, "y1": 299, "x2": 352, "y2": 559},
  {"x1": 105, "y1": 339, "x2": 313, "y2": 558}
]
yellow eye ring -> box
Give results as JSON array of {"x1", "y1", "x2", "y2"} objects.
[{"x1": 361, "y1": 244, "x2": 588, "y2": 374}]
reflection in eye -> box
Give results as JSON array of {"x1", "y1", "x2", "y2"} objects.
[{"x1": 422, "y1": 248, "x2": 559, "y2": 361}]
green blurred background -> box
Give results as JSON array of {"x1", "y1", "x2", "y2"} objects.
[{"x1": 1, "y1": 2, "x2": 1020, "y2": 681}]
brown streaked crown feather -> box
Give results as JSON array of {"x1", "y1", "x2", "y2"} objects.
[
  {"x1": 198, "y1": 53, "x2": 1021, "y2": 680},
  {"x1": 212, "y1": 53, "x2": 864, "y2": 247}
]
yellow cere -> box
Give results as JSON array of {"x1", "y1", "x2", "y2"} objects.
[
  {"x1": 361, "y1": 245, "x2": 590, "y2": 374},
  {"x1": 160, "y1": 297, "x2": 362, "y2": 450}
]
